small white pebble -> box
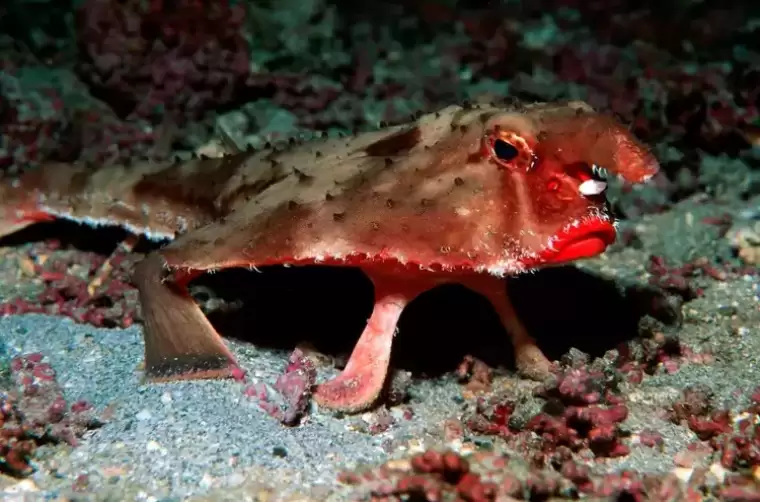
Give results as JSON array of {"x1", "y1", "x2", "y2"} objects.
[
  {"x1": 226, "y1": 473, "x2": 246, "y2": 487},
  {"x1": 135, "y1": 492, "x2": 154, "y2": 502},
  {"x1": 160, "y1": 392, "x2": 173, "y2": 405},
  {"x1": 734, "y1": 412, "x2": 752, "y2": 424},
  {"x1": 710, "y1": 462, "x2": 728, "y2": 483},
  {"x1": 390, "y1": 407, "x2": 408, "y2": 420},
  {"x1": 6, "y1": 479, "x2": 39, "y2": 493},
  {"x1": 199, "y1": 473, "x2": 215, "y2": 489},
  {"x1": 385, "y1": 459, "x2": 412, "y2": 472},
  {"x1": 135, "y1": 409, "x2": 153, "y2": 421},
  {"x1": 407, "y1": 438, "x2": 426, "y2": 453},
  {"x1": 146, "y1": 440, "x2": 161, "y2": 452},
  {"x1": 672, "y1": 466, "x2": 694, "y2": 483},
  {"x1": 447, "y1": 438, "x2": 464, "y2": 452}
]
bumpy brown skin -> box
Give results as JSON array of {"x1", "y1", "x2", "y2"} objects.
[{"x1": 0, "y1": 99, "x2": 658, "y2": 413}]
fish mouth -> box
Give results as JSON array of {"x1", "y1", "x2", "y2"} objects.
[{"x1": 528, "y1": 217, "x2": 617, "y2": 267}]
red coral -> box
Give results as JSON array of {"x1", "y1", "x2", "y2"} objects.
[
  {"x1": 638, "y1": 429, "x2": 665, "y2": 449},
  {"x1": 534, "y1": 366, "x2": 620, "y2": 406},
  {"x1": 339, "y1": 444, "x2": 760, "y2": 500},
  {"x1": 0, "y1": 353, "x2": 101, "y2": 476},
  {"x1": 0, "y1": 395, "x2": 38, "y2": 476},
  {"x1": 0, "y1": 353, "x2": 103, "y2": 477},
  {"x1": 715, "y1": 389, "x2": 760, "y2": 472},
  {"x1": 466, "y1": 365, "x2": 630, "y2": 461},
  {"x1": 646, "y1": 254, "x2": 733, "y2": 301},
  {"x1": 0, "y1": 240, "x2": 140, "y2": 329},
  {"x1": 668, "y1": 386, "x2": 760, "y2": 472},
  {"x1": 339, "y1": 450, "x2": 498, "y2": 501},
  {"x1": 617, "y1": 329, "x2": 713, "y2": 379},
  {"x1": 465, "y1": 399, "x2": 515, "y2": 437},
  {"x1": 667, "y1": 385, "x2": 715, "y2": 425},
  {"x1": 456, "y1": 355, "x2": 493, "y2": 393},
  {"x1": 526, "y1": 403, "x2": 630, "y2": 459},
  {"x1": 10, "y1": 353, "x2": 102, "y2": 447},
  {"x1": 591, "y1": 471, "x2": 647, "y2": 499},
  {"x1": 688, "y1": 411, "x2": 733, "y2": 441},
  {"x1": 244, "y1": 348, "x2": 316, "y2": 426},
  {"x1": 75, "y1": 0, "x2": 249, "y2": 122}
]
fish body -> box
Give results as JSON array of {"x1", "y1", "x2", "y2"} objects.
[{"x1": 0, "y1": 99, "x2": 658, "y2": 412}]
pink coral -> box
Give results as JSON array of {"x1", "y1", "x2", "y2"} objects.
[
  {"x1": 0, "y1": 353, "x2": 102, "y2": 477},
  {"x1": 339, "y1": 450, "x2": 498, "y2": 501},
  {"x1": 465, "y1": 365, "x2": 631, "y2": 461},
  {"x1": 244, "y1": 348, "x2": 316, "y2": 426},
  {"x1": 10, "y1": 353, "x2": 102, "y2": 447},
  {"x1": 0, "y1": 240, "x2": 140, "y2": 329}
]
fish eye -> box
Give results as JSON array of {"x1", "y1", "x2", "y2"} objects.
[
  {"x1": 483, "y1": 130, "x2": 534, "y2": 172},
  {"x1": 493, "y1": 139, "x2": 519, "y2": 162}
]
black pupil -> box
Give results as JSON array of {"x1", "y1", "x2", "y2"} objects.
[{"x1": 493, "y1": 139, "x2": 519, "y2": 161}]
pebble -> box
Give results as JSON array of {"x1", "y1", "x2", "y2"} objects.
[
  {"x1": 710, "y1": 463, "x2": 728, "y2": 484},
  {"x1": 672, "y1": 466, "x2": 694, "y2": 483},
  {"x1": 199, "y1": 473, "x2": 215, "y2": 489},
  {"x1": 136, "y1": 409, "x2": 153, "y2": 421},
  {"x1": 726, "y1": 221, "x2": 760, "y2": 264},
  {"x1": 5, "y1": 479, "x2": 39, "y2": 493},
  {"x1": 226, "y1": 472, "x2": 246, "y2": 487}
]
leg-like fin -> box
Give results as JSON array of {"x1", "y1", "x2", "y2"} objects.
[
  {"x1": 463, "y1": 275, "x2": 552, "y2": 380},
  {"x1": 134, "y1": 252, "x2": 238, "y2": 381},
  {"x1": 313, "y1": 274, "x2": 428, "y2": 413}
]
